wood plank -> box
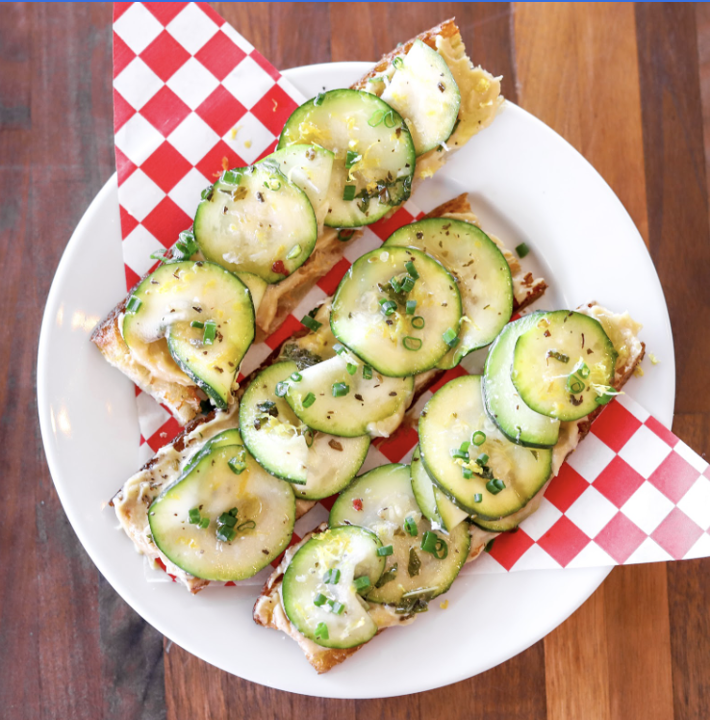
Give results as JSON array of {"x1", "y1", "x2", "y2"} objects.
[{"x1": 513, "y1": 2, "x2": 649, "y2": 244}]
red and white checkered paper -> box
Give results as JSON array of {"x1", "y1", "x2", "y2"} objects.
[{"x1": 113, "y1": 2, "x2": 710, "y2": 576}]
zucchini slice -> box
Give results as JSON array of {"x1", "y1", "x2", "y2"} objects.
[
  {"x1": 384, "y1": 218, "x2": 513, "y2": 367},
  {"x1": 329, "y1": 464, "x2": 470, "y2": 607},
  {"x1": 418, "y1": 375, "x2": 552, "y2": 518},
  {"x1": 283, "y1": 353, "x2": 414, "y2": 438},
  {"x1": 282, "y1": 526, "x2": 386, "y2": 649},
  {"x1": 193, "y1": 164, "x2": 317, "y2": 284},
  {"x1": 380, "y1": 39, "x2": 461, "y2": 156},
  {"x1": 149, "y1": 443, "x2": 295, "y2": 581},
  {"x1": 483, "y1": 313, "x2": 560, "y2": 447},
  {"x1": 235, "y1": 272, "x2": 268, "y2": 313},
  {"x1": 331, "y1": 246, "x2": 462, "y2": 377},
  {"x1": 278, "y1": 89, "x2": 416, "y2": 228},
  {"x1": 258, "y1": 144, "x2": 334, "y2": 229},
  {"x1": 180, "y1": 428, "x2": 242, "y2": 478},
  {"x1": 239, "y1": 361, "x2": 370, "y2": 499},
  {"x1": 122, "y1": 261, "x2": 254, "y2": 408},
  {"x1": 411, "y1": 446, "x2": 468, "y2": 533},
  {"x1": 511, "y1": 310, "x2": 617, "y2": 421}
]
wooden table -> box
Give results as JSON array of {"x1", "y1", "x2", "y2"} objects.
[{"x1": 3, "y1": 2, "x2": 709, "y2": 718}]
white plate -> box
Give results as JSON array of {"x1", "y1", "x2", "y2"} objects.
[{"x1": 38, "y1": 62, "x2": 675, "y2": 699}]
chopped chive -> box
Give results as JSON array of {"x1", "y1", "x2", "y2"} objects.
[
  {"x1": 202, "y1": 320, "x2": 217, "y2": 345},
  {"x1": 188, "y1": 508, "x2": 201, "y2": 524},
  {"x1": 404, "y1": 516, "x2": 418, "y2": 537},
  {"x1": 383, "y1": 110, "x2": 397, "y2": 128},
  {"x1": 198, "y1": 517, "x2": 210, "y2": 529},
  {"x1": 218, "y1": 512, "x2": 237, "y2": 528},
  {"x1": 389, "y1": 276, "x2": 402, "y2": 293},
  {"x1": 377, "y1": 545, "x2": 394, "y2": 557},
  {"x1": 275, "y1": 382, "x2": 289, "y2": 397},
  {"x1": 190, "y1": 320, "x2": 204, "y2": 329},
  {"x1": 126, "y1": 296, "x2": 142, "y2": 314},
  {"x1": 345, "y1": 151, "x2": 362, "y2": 169},
  {"x1": 566, "y1": 376, "x2": 585, "y2": 394},
  {"x1": 442, "y1": 327, "x2": 460, "y2": 348},
  {"x1": 302, "y1": 392, "x2": 316, "y2": 408},
  {"x1": 343, "y1": 184, "x2": 356, "y2": 202},
  {"x1": 472, "y1": 431, "x2": 486, "y2": 446},
  {"x1": 175, "y1": 230, "x2": 198, "y2": 259},
  {"x1": 547, "y1": 350, "x2": 569, "y2": 364},
  {"x1": 346, "y1": 363, "x2": 358, "y2": 375},
  {"x1": 328, "y1": 600, "x2": 345, "y2": 615},
  {"x1": 368, "y1": 75, "x2": 386, "y2": 83},
  {"x1": 573, "y1": 360, "x2": 591, "y2": 379},
  {"x1": 323, "y1": 568, "x2": 341, "y2": 584},
  {"x1": 404, "y1": 261, "x2": 419, "y2": 279},
  {"x1": 313, "y1": 92, "x2": 326, "y2": 106},
  {"x1": 411, "y1": 316, "x2": 425, "y2": 329},
  {"x1": 222, "y1": 169, "x2": 240, "y2": 185},
  {"x1": 216, "y1": 527, "x2": 236, "y2": 543},
  {"x1": 400, "y1": 275, "x2": 416, "y2": 293},
  {"x1": 237, "y1": 519, "x2": 256, "y2": 531},
  {"x1": 314, "y1": 622, "x2": 329, "y2": 640},
  {"x1": 515, "y1": 243, "x2": 530, "y2": 258},
  {"x1": 380, "y1": 300, "x2": 397, "y2": 317},
  {"x1": 403, "y1": 336, "x2": 422, "y2": 351},
  {"x1": 475, "y1": 453, "x2": 489, "y2": 466},
  {"x1": 406, "y1": 300, "x2": 417, "y2": 315},
  {"x1": 368, "y1": 109, "x2": 386, "y2": 127},
  {"x1": 333, "y1": 343, "x2": 346, "y2": 355},
  {"x1": 460, "y1": 441, "x2": 471, "y2": 453},
  {"x1": 228, "y1": 454, "x2": 246, "y2": 475},
  {"x1": 363, "y1": 365, "x2": 373, "y2": 380},
  {"x1": 301, "y1": 314, "x2": 322, "y2": 332},
  {"x1": 486, "y1": 478, "x2": 506, "y2": 495},
  {"x1": 332, "y1": 382, "x2": 349, "y2": 398},
  {"x1": 421, "y1": 531, "x2": 448, "y2": 559},
  {"x1": 228, "y1": 507, "x2": 238, "y2": 517},
  {"x1": 595, "y1": 389, "x2": 615, "y2": 406},
  {"x1": 290, "y1": 373, "x2": 302, "y2": 383},
  {"x1": 150, "y1": 249, "x2": 167, "y2": 262},
  {"x1": 353, "y1": 576, "x2": 371, "y2": 592},
  {"x1": 313, "y1": 592, "x2": 327, "y2": 607},
  {"x1": 473, "y1": 493, "x2": 483, "y2": 503},
  {"x1": 286, "y1": 244, "x2": 301, "y2": 260},
  {"x1": 462, "y1": 467, "x2": 473, "y2": 480},
  {"x1": 200, "y1": 186, "x2": 213, "y2": 201},
  {"x1": 337, "y1": 229, "x2": 355, "y2": 242},
  {"x1": 452, "y1": 448, "x2": 469, "y2": 460},
  {"x1": 393, "y1": 56, "x2": 404, "y2": 70}
]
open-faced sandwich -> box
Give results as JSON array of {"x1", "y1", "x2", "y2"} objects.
[{"x1": 97, "y1": 18, "x2": 645, "y2": 674}]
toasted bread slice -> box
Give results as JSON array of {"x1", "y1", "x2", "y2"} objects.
[
  {"x1": 252, "y1": 305, "x2": 644, "y2": 673},
  {"x1": 92, "y1": 19, "x2": 504, "y2": 425},
  {"x1": 110, "y1": 193, "x2": 548, "y2": 592}
]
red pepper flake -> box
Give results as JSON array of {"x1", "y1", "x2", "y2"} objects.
[
  {"x1": 272, "y1": 260, "x2": 289, "y2": 276},
  {"x1": 221, "y1": 156, "x2": 230, "y2": 171},
  {"x1": 352, "y1": 498, "x2": 363, "y2": 512}
]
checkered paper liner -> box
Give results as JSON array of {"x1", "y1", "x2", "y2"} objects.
[{"x1": 113, "y1": 2, "x2": 710, "y2": 580}]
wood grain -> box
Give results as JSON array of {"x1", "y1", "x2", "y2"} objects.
[{"x1": 4, "y1": 2, "x2": 708, "y2": 719}]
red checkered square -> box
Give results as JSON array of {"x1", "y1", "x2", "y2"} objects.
[
  {"x1": 114, "y1": 2, "x2": 132, "y2": 22},
  {"x1": 114, "y1": 89, "x2": 136, "y2": 133},
  {"x1": 141, "y1": 141, "x2": 192, "y2": 193},
  {"x1": 537, "y1": 516, "x2": 589, "y2": 567},
  {"x1": 113, "y1": 31, "x2": 136, "y2": 76},
  {"x1": 146, "y1": 415, "x2": 183, "y2": 453},
  {"x1": 140, "y1": 30, "x2": 191, "y2": 82},
  {"x1": 651, "y1": 508, "x2": 704, "y2": 559},
  {"x1": 143, "y1": 2, "x2": 189, "y2": 26},
  {"x1": 374, "y1": 425, "x2": 419, "y2": 463},
  {"x1": 318, "y1": 494, "x2": 339, "y2": 512},
  {"x1": 195, "y1": 140, "x2": 246, "y2": 181},
  {"x1": 195, "y1": 30, "x2": 247, "y2": 81},
  {"x1": 317, "y1": 258, "x2": 351, "y2": 296},
  {"x1": 644, "y1": 416, "x2": 678, "y2": 449},
  {"x1": 195, "y1": 2, "x2": 226, "y2": 27},
  {"x1": 428, "y1": 365, "x2": 469, "y2": 395},
  {"x1": 265, "y1": 314, "x2": 304, "y2": 351},
  {"x1": 249, "y1": 49, "x2": 281, "y2": 81},
  {"x1": 594, "y1": 511, "x2": 647, "y2": 563},
  {"x1": 119, "y1": 205, "x2": 139, "y2": 238},
  {"x1": 116, "y1": 147, "x2": 137, "y2": 186},
  {"x1": 250, "y1": 84, "x2": 299, "y2": 136},
  {"x1": 124, "y1": 264, "x2": 141, "y2": 291},
  {"x1": 592, "y1": 456, "x2": 645, "y2": 508},
  {"x1": 590, "y1": 399, "x2": 642, "y2": 453},
  {"x1": 544, "y1": 464, "x2": 589, "y2": 513},
  {"x1": 487, "y1": 528, "x2": 535, "y2": 571},
  {"x1": 369, "y1": 207, "x2": 415, "y2": 241},
  {"x1": 141, "y1": 197, "x2": 193, "y2": 249},
  {"x1": 140, "y1": 86, "x2": 191, "y2": 137},
  {"x1": 196, "y1": 86, "x2": 247, "y2": 138},
  {"x1": 648, "y1": 451, "x2": 700, "y2": 504}
]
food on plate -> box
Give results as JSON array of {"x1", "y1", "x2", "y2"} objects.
[
  {"x1": 253, "y1": 304, "x2": 643, "y2": 673},
  {"x1": 109, "y1": 193, "x2": 546, "y2": 593},
  {"x1": 91, "y1": 18, "x2": 503, "y2": 425}
]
